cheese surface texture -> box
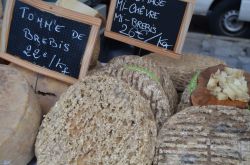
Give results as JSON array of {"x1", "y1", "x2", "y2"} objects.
[{"x1": 0, "y1": 65, "x2": 42, "y2": 165}]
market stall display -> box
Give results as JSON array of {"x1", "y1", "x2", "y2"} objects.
[
  {"x1": 0, "y1": 65, "x2": 42, "y2": 165},
  {"x1": 35, "y1": 73, "x2": 157, "y2": 165},
  {"x1": 154, "y1": 105, "x2": 250, "y2": 165},
  {"x1": 1, "y1": 0, "x2": 249, "y2": 164}
]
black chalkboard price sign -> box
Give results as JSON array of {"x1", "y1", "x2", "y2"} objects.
[
  {"x1": 0, "y1": 0, "x2": 101, "y2": 84},
  {"x1": 105, "y1": 0, "x2": 195, "y2": 58}
]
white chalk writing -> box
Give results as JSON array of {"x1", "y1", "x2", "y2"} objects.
[
  {"x1": 20, "y1": 7, "x2": 65, "y2": 32},
  {"x1": 15, "y1": 3, "x2": 90, "y2": 77},
  {"x1": 114, "y1": 0, "x2": 173, "y2": 49},
  {"x1": 23, "y1": 45, "x2": 70, "y2": 75}
]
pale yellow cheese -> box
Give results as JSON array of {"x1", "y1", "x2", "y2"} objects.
[
  {"x1": 56, "y1": 0, "x2": 98, "y2": 17},
  {"x1": 0, "y1": 65, "x2": 42, "y2": 165}
]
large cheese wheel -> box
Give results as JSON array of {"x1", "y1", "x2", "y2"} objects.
[
  {"x1": 0, "y1": 65, "x2": 42, "y2": 165},
  {"x1": 143, "y1": 53, "x2": 225, "y2": 91},
  {"x1": 36, "y1": 73, "x2": 157, "y2": 165},
  {"x1": 108, "y1": 55, "x2": 178, "y2": 113},
  {"x1": 154, "y1": 105, "x2": 250, "y2": 165},
  {"x1": 8, "y1": 64, "x2": 38, "y2": 89}
]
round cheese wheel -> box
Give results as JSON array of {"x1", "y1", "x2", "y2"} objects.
[
  {"x1": 154, "y1": 105, "x2": 250, "y2": 165},
  {"x1": 108, "y1": 55, "x2": 178, "y2": 115},
  {"x1": 143, "y1": 53, "x2": 225, "y2": 91},
  {"x1": 36, "y1": 73, "x2": 157, "y2": 165},
  {"x1": 0, "y1": 65, "x2": 42, "y2": 165}
]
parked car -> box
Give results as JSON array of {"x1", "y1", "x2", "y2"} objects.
[{"x1": 194, "y1": 0, "x2": 250, "y2": 37}]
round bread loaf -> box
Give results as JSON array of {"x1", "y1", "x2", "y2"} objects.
[
  {"x1": 177, "y1": 87, "x2": 191, "y2": 112},
  {"x1": 154, "y1": 105, "x2": 250, "y2": 165},
  {"x1": 0, "y1": 65, "x2": 42, "y2": 165},
  {"x1": 109, "y1": 55, "x2": 178, "y2": 114},
  {"x1": 36, "y1": 74, "x2": 157, "y2": 165},
  {"x1": 143, "y1": 53, "x2": 225, "y2": 91}
]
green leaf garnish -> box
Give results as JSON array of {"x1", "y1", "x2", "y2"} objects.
[
  {"x1": 188, "y1": 70, "x2": 200, "y2": 94},
  {"x1": 125, "y1": 65, "x2": 160, "y2": 83}
]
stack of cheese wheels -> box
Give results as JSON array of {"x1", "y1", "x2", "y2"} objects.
[
  {"x1": 143, "y1": 53, "x2": 225, "y2": 91},
  {"x1": 154, "y1": 105, "x2": 250, "y2": 165},
  {"x1": 0, "y1": 65, "x2": 41, "y2": 165},
  {"x1": 35, "y1": 73, "x2": 157, "y2": 165},
  {"x1": 107, "y1": 55, "x2": 178, "y2": 128}
]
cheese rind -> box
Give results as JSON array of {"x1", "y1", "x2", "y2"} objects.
[
  {"x1": 106, "y1": 55, "x2": 177, "y2": 129},
  {"x1": 36, "y1": 73, "x2": 157, "y2": 165},
  {"x1": 0, "y1": 65, "x2": 42, "y2": 165},
  {"x1": 155, "y1": 105, "x2": 250, "y2": 165}
]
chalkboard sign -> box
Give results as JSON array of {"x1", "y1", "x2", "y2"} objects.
[
  {"x1": 105, "y1": 0, "x2": 195, "y2": 58},
  {"x1": 0, "y1": 0, "x2": 101, "y2": 84}
]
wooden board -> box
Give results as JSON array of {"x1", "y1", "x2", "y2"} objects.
[
  {"x1": 105, "y1": 0, "x2": 195, "y2": 58},
  {"x1": 0, "y1": 0, "x2": 101, "y2": 84}
]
